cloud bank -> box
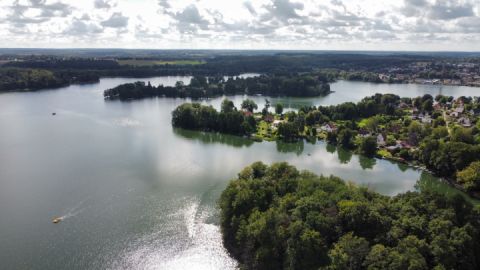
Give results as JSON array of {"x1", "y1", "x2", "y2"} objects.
[{"x1": 0, "y1": 0, "x2": 478, "y2": 50}]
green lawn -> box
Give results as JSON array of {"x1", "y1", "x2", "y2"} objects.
[{"x1": 256, "y1": 121, "x2": 277, "y2": 141}]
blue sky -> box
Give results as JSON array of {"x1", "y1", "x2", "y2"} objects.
[{"x1": 0, "y1": 0, "x2": 479, "y2": 51}]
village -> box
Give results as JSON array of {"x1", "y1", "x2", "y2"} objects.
[
  {"x1": 251, "y1": 95, "x2": 480, "y2": 161},
  {"x1": 377, "y1": 60, "x2": 480, "y2": 87}
]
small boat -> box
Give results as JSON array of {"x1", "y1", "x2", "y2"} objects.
[
  {"x1": 52, "y1": 217, "x2": 62, "y2": 224},
  {"x1": 52, "y1": 112, "x2": 56, "y2": 116}
]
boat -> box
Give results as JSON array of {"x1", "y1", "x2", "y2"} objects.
[
  {"x1": 52, "y1": 112, "x2": 56, "y2": 116},
  {"x1": 52, "y1": 217, "x2": 62, "y2": 224}
]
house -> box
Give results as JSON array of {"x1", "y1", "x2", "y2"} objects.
[
  {"x1": 400, "y1": 141, "x2": 412, "y2": 149},
  {"x1": 386, "y1": 141, "x2": 403, "y2": 151},
  {"x1": 272, "y1": 119, "x2": 284, "y2": 128},
  {"x1": 243, "y1": 111, "x2": 253, "y2": 117},
  {"x1": 420, "y1": 114, "x2": 432, "y2": 124},
  {"x1": 450, "y1": 80, "x2": 461, "y2": 85},
  {"x1": 398, "y1": 102, "x2": 409, "y2": 109},
  {"x1": 377, "y1": 134, "x2": 386, "y2": 147},
  {"x1": 458, "y1": 117, "x2": 472, "y2": 127},
  {"x1": 319, "y1": 123, "x2": 337, "y2": 133},
  {"x1": 433, "y1": 102, "x2": 442, "y2": 111},
  {"x1": 264, "y1": 114, "x2": 274, "y2": 123},
  {"x1": 455, "y1": 106, "x2": 465, "y2": 114}
]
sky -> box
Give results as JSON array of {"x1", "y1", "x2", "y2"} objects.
[{"x1": 0, "y1": 0, "x2": 479, "y2": 51}]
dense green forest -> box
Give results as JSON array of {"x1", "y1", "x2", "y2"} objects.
[
  {"x1": 220, "y1": 162, "x2": 480, "y2": 270},
  {"x1": 104, "y1": 74, "x2": 331, "y2": 100},
  {"x1": 0, "y1": 68, "x2": 99, "y2": 91},
  {"x1": 171, "y1": 101, "x2": 257, "y2": 136}
]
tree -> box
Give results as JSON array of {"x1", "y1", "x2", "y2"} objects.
[
  {"x1": 262, "y1": 99, "x2": 271, "y2": 116},
  {"x1": 220, "y1": 162, "x2": 480, "y2": 270},
  {"x1": 328, "y1": 233, "x2": 370, "y2": 270},
  {"x1": 337, "y1": 128, "x2": 355, "y2": 149},
  {"x1": 275, "y1": 103, "x2": 284, "y2": 115},
  {"x1": 360, "y1": 136, "x2": 377, "y2": 157},
  {"x1": 451, "y1": 127, "x2": 474, "y2": 144},
  {"x1": 457, "y1": 161, "x2": 480, "y2": 192},
  {"x1": 241, "y1": 99, "x2": 258, "y2": 113},
  {"x1": 277, "y1": 122, "x2": 298, "y2": 141},
  {"x1": 422, "y1": 99, "x2": 433, "y2": 112},
  {"x1": 221, "y1": 98, "x2": 235, "y2": 113}
]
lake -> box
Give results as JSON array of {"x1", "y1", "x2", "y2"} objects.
[{"x1": 0, "y1": 77, "x2": 478, "y2": 269}]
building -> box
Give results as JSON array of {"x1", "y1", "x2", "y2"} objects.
[
  {"x1": 377, "y1": 134, "x2": 386, "y2": 147},
  {"x1": 458, "y1": 117, "x2": 472, "y2": 127},
  {"x1": 319, "y1": 123, "x2": 337, "y2": 133}
]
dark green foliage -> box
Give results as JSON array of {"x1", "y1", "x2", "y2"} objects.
[
  {"x1": 241, "y1": 99, "x2": 258, "y2": 112},
  {"x1": 171, "y1": 101, "x2": 256, "y2": 136},
  {"x1": 359, "y1": 136, "x2": 377, "y2": 157},
  {"x1": 104, "y1": 74, "x2": 331, "y2": 100},
  {"x1": 277, "y1": 122, "x2": 299, "y2": 141},
  {"x1": 457, "y1": 161, "x2": 480, "y2": 192},
  {"x1": 220, "y1": 163, "x2": 480, "y2": 270},
  {"x1": 337, "y1": 127, "x2": 355, "y2": 149},
  {"x1": 275, "y1": 103, "x2": 284, "y2": 115},
  {"x1": 0, "y1": 68, "x2": 99, "y2": 91}
]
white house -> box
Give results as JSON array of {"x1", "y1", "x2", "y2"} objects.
[
  {"x1": 319, "y1": 123, "x2": 337, "y2": 133},
  {"x1": 377, "y1": 134, "x2": 386, "y2": 147}
]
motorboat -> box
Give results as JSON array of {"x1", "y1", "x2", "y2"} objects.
[{"x1": 52, "y1": 217, "x2": 62, "y2": 224}]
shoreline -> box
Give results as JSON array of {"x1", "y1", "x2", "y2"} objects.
[{"x1": 246, "y1": 132, "x2": 480, "y2": 201}]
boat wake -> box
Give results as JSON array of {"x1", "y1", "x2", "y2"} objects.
[{"x1": 55, "y1": 198, "x2": 88, "y2": 222}]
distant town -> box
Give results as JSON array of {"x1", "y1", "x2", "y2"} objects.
[{"x1": 375, "y1": 60, "x2": 480, "y2": 87}]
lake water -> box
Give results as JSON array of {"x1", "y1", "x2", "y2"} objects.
[{"x1": 0, "y1": 77, "x2": 478, "y2": 270}]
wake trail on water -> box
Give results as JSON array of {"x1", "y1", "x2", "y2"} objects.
[{"x1": 57, "y1": 198, "x2": 89, "y2": 221}]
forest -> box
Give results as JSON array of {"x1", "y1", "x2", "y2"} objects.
[
  {"x1": 103, "y1": 74, "x2": 331, "y2": 100},
  {"x1": 171, "y1": 101, "x2": 257, "y2": 136},
  {"x1": 220, "y1": 162, "x2": 480, "y2": 270},
  {"x1": 0, "y1": 52, "x2": 440, "y2": 92},
  {"x1": 0, "y1": 68, "x2": 99, "y2": 91}
]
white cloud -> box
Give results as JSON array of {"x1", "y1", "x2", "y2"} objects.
[
  {"x1": 100, "y1": 12, "x2": 128, "y2": 28},
  {"x1": 0, "y1": 0, "x2": 478, "y2": 50}
]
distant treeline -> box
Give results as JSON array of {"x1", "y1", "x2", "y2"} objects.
[
  {"x1": 0, "y1": 68, "x2": 99, "y2": 91},
  {"x1": 103, "y1": 74, "x2": 331, "y2": 100},
  {"x1": 0, "y1": 53, "x2": 441, "y2": 92},
  {"x1": 4, "y1": 53, "x2": 430, "y2": 73}
]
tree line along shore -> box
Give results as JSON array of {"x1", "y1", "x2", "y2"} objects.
[
  {"x1": 171, "y1": 94, "x2": 480, "y2": 197},
  {"x1": 103, "y1": 74, "x2": 331, "y2": 100},
  {"x1": 220, "y1": 162, "x2": 480, "y2": 270}
]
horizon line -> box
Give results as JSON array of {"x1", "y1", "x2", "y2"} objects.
[{"x1": 0, "y1": 48, "x2": 480, "y2": 53}]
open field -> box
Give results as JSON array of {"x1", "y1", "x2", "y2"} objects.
[{"x1": 117, "y1": 59, "x2": 204, "y2": 66}]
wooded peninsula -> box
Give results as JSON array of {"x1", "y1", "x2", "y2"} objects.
[
  {"x1": 172, "y1": 94, "x2": 480, "y2": 196},
  {"x1": 220, "y1": 162, "x2": 480, "y2": 270}
]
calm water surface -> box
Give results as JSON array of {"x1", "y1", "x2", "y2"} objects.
[{"x1": 0, "y1": 77, "x2": 478, "y2": 269}]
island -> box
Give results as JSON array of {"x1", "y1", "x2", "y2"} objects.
[
  {"x1": 172, "y1": 94, "x2": 480, "y2": 196},
  {"x1": 103, "y1": 74, "x2": 331, "y2": 100},
  {"x1": 219, "y1": 162, "x2": 480, "y2": 270}
]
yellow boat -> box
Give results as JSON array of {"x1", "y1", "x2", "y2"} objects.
[{"x1": 52, "y1": 217, "x2": 62, "y2": 224}]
